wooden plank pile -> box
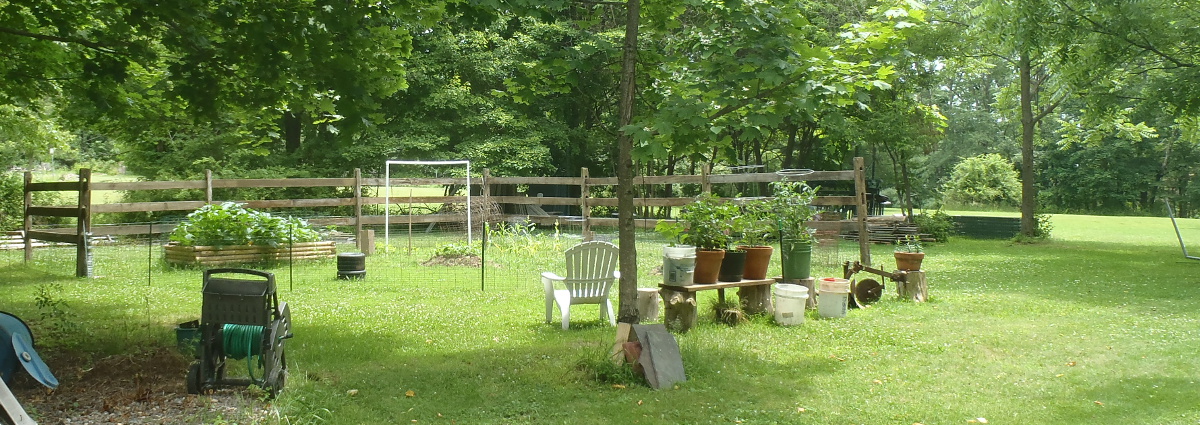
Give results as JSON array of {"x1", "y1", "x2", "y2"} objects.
[
  {"x1": 0, "y1": 231, "x2": 53, "y2": 250},
  {"x1": 841, "y1": 223, "x2": 934, "y2": 244}
]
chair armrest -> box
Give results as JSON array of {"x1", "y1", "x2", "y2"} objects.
[{"x1": 542, "y1": 272, "x2": 564, "y2": 293}]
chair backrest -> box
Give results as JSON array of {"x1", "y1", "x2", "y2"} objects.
[{"x1": 563, "y1": 241, "x2": 619, "y2": 299}]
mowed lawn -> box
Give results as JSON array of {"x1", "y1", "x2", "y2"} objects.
[{"x1": 0, "y1": 213, "x2": 1198, "y2": 424}]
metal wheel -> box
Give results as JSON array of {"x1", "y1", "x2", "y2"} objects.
[
  {"x1": 186, "y1": 363, "x2": 202, "y2": 394},
  {"x1": 854, "y1": 278, "x2": 884, "y2": 306},
  {"x1": 267, "y1": 351, "x2": 287, "y2": 399}
]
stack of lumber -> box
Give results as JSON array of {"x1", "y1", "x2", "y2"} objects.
[
  {"x1": 0, "y1": 231, "x2": 53, "y2": 250},
  {"x1": 841, "y1": 223, "x2": 934, "y2": 244}
]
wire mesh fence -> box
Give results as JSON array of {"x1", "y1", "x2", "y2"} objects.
[{"x1": 7, "y1": 212, "x2": 862, "y2": 296}]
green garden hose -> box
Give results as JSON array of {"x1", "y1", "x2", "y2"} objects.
[{"x1": 222, "y1": 323, "x2": 265, "y2": 381}]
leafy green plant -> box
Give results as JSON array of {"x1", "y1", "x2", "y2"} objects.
[
  {"x1": 768, "y1": 181, "x2": 819, "y2": 243},
  {"x1": 895, "y1": 235, "x2": 923, "y2": 253},
  {"x1": 913, "y1": 210, "x2": 953, "y2": 242},
  {"x1": 940, "y1": 153, "x2": 1021, "y2": 207},
  {"x1": 1014, "y1": 214, "x2": 1055, "y2": 243},
  {"x1": 432, "y1": 243, "x2": 477, "y2": 258},
  {"x1": 735, "y1": 198, "x2": 775, "y2": 247},
  {"x1": 677, "y1": 193, "x2": 738, "y2": 250},
  {"x1": 169, "y1": 202, "x2": 321, "y2": 247},
  {"x1": 1035, "y1": 213, "x2": 1054, "y2": 238},
  {"x1": 485, "y1": 220, "x2": 563, "y2": 253},
  {"x1": 34, "y1": 282, "x2": 81, "y2": 350},
  {"x1": 654, "y1": 220, "x2": 687, "y2": 246}
]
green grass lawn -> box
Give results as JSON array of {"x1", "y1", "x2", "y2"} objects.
[{"x1": 1, "y1": 213, "x2": 1199, "y2": 424}]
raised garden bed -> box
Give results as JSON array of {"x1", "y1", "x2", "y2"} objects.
[{"x1": 164, "y1": 241, "x2": 336, "y2": 266}]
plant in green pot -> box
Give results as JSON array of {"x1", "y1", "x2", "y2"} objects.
[
  {"x1": 769, "y1": 181, "x2": 819, "y2": 281},
  {"x1": 734, "y1": 198, "x2": 775, "y2": 280},
  {"x1": 678, "y1": 193, "x2": 737, "y2": 284}
]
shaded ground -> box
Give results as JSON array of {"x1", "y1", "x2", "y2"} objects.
[{"x1": 10, "y1": 348, "x2": 272, "y2": 424}]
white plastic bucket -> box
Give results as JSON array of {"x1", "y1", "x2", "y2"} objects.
[
  {"x1": 663, "y1": 255, "x2": 696, "y2": 286},
  {"x1": 819, "y1": 277, "x2": 851, "y2": 293},
  {"x1": 773, "y1": 283, "x2": 810, "y2": 325},
  {"x1": 663, "y1": 245, "x2": 696, "y2": 259},
  {"x1": 817, "y1": 278, "x2": 850, "y2": 318}
]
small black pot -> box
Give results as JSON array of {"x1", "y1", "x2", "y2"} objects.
[{"x1": 717, "y1": 250, "x2": 747, "y2": 282}]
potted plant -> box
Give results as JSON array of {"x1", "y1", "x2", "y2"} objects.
[
  {"x1": 655, "y1": 220, "x2": 695, "y2": 258},
  {"x1": 734, "y1": 198, "x2": 775, "y2": 280},
  {"x1": 894, "y1": 235, "x2": 925, "y2": 271},
  {"x1": 655, "y1": 220, "x2": 696, "y2": 286},
  {"x1": 677, "y1": 193, "x2": 737, "y2": 284},
  {"x1": 768, "y1": 181, "x2": 819, "y2": 280}
]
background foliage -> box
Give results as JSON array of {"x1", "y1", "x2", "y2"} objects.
[{"x1": 0, "y1": 0, "x2": 1198, "y2": 219}]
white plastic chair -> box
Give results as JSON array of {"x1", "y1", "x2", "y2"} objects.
[{"x1": 542, "y1": 241, "x2": 620, "y2": 330}]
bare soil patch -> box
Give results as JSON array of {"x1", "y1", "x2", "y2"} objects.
[
  {"x1": 420, "y1": 254, "x2": 484, "y2": 267},
  {"x1": 10, "y1": 348, "x2": 272, "y2": 424}
]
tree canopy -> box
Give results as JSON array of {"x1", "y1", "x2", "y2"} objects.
[{"x1": 1, "y1": 0, "x2": 1198, "y2": 220}]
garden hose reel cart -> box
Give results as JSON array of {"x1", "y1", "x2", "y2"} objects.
[{"x1": 186, "y1": 268, "x2": 292, "y2": 397}]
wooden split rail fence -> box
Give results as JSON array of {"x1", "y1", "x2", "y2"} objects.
[{"x1": 23, "y1": 158, "x2": 875, "y2": 277}]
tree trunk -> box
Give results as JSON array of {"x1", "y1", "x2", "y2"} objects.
[
  {"x1": 782, "y1": 118, "x2": 798, "y2": 169},
  {"x1": 1019, "y1": 52, "x2": 1037, "y2": 237},
  {"x1": 615, "y1": 0, "x2": 641, "y2": 324},
  {"x1": 900, "y1": 156, "x2": 914, "y2": 219},
  {"x1": 284, "y1": 110, "x2": 303, "y2": 154}
]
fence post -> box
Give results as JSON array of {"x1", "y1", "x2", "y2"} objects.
[
  {"x1": 581, "y1": 167, "x2": 591, "y2": 241},
  {"x1": 205, "y1": 169, "x2": 213, "y2": 204},
  {"x1": 481, "y1": 168, "x2": 491, "y2": 226},
  {"x1": 701, "y1": 164, "x2": 711, "y2": 194},
  {"x1": 854, "y1": 157, "x2": 870, "y2": 267},
  {"x1": 354, "y1": 168, "x2": 363, "y2": 250},
  {"x1": 76, "y1": 168, "x2": 92, "y2": 278},
  {"x1": 23, "y1": 171, "x2": 31, "y2": 263}
]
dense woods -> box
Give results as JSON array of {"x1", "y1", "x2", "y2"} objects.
[{"x1": 2, "y1": 0, "x2": 1198, "y2": 221}]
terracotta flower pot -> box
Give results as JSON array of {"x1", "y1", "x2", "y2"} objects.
[
  {"x1": 894, "y1": 252, "x2": 925, "y2": 271},
  {"x1": 738, "y1": 245, "x2": 774, "y2": 280},
  {"x1": 692, "y1": 249, "x2": 726, "y2": 284}
]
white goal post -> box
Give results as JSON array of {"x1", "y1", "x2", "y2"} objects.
[{"x1": 384, "y1": 160, "x2": 472, "y2": 250}]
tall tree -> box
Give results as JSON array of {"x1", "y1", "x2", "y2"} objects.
[{"x1": 615, "y1": 0, "x2": 641, "y2": 323}]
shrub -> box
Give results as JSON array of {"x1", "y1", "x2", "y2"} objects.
[
  {"x1": 913, "y1": 210, "x2": 954, "y2": 242},
  {"x1": 1, "y1": 172, "x2": 66, "y2": 231},
  {"x1": 940, "y1": 154, "x2": 1021, "y2": 207},
  {"x1": 169, "y1": 202, "x2": 321, "y2": 247}
]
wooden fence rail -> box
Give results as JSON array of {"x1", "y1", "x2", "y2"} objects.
[{"x1": 24, "y1": 158, "x2": 874, "y2": 275}]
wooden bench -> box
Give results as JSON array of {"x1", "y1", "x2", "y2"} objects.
[{"x1": 659, "y1": 279, "x2": 775, "y2": 333}]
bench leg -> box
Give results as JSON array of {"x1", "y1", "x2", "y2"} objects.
[
  {"x1": 662, "y1": 288, "x2": 697, "y2": 333},
  {"x1": 738, "y1": 285, "x2": 771, "y2": 315}
]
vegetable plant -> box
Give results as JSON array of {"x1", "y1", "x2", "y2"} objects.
[
  {"x1": 170, "y1": 202, "x2": 321, "y2": 247},
  {"x1": 677, "y1": 193, "x2": 738, "y2": 250}
]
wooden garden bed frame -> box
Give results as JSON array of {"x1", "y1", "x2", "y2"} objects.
[{"x1": 163, "y1": 241, "x2": 336, "y2": 267}]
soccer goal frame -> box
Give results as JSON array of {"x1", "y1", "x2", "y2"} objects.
[{"x1": 383, "y1": 160, "x2": 472, "y2": 250}]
